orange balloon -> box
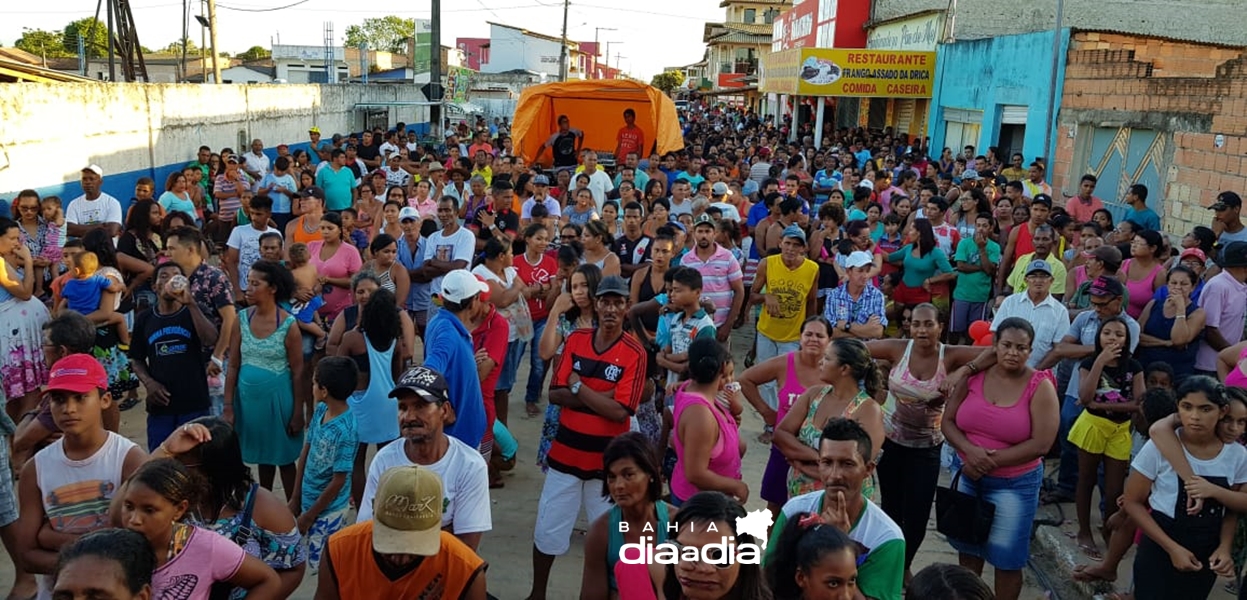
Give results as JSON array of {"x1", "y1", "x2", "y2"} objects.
[
  {"x1": 968, "y1": 320, "x2": 991, "y2": 342},
  {"x1": 974, "y1": 332, "x2": 994, "y2": 346}
]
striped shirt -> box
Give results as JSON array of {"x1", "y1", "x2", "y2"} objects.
[
  {"x1": 548, "y1": 330, "x2": 646, "y2": 480},
  {"x1": 681, "y1": 245, "x2": 744, "y2": 328}
]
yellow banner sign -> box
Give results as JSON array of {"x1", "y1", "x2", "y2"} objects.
[{"x1": 762, "y1": 48, "x2": 936, "y2": 98}]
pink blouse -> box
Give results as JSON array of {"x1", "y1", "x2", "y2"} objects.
[
  {"x1": 309, "y1": 240, "x2": 362, "y2": 321},
  {"x1": 955, "y1": 370, "x2": 1053, "y2": 478}
]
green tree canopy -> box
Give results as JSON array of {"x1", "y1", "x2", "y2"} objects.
[
  {"x1": 237, "y1": 46, "x2": 270, "y2": 61},
  {"x1": 159, "y1": 37, "x2": 199, "y2": 55},
  {"x1": 15, "y1": 27, "x2": 73, "y2": 58},
  {"x1": 344, "y1": 16, "x2": 414, "y2": 54},
  {"x1": 62, "y1": 17, "x2": 109, "y2": 58},
  {"x1": 650, "y1": 70, "x2": 686, "y2": 93}
]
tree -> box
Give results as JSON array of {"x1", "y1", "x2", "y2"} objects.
[
  {"x1": 344, "y1": 16, "x2": 414, "y2": 54},
  {"x1": 159, "y1": 38, "x2": 199, "y2": 55},
  {"x1": 650, "y1": 70, "x2": 686, "y2": 93},
  {"x1": 62, "y1": 17, "x2": 109, "y2": 58},
  {"x1": 15, "y1": 28, "x2": 73, "y2": 58},
  {"x1": 237, "y1": 46, "x2": 270, "y2": 61}
]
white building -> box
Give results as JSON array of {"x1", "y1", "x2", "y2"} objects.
[
  {"x1": 479, "y1": 22, "x2": 587, "y2": 79},
  {"x1": 272, "y1": 45, "x2": 349, "y2": 84}
]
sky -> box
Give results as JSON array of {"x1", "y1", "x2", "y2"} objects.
[{"x1": 1, "y1": 0, "x2": 725, "y2": 80}]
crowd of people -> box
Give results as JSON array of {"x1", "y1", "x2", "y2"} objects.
[{"x1": 1, "y1": 102, "x2": 1247, "y2": 600}]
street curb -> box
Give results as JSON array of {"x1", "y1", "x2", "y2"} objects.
[{"x1": 1030, "y1": 519, "x2": 1114, "y2": 600}]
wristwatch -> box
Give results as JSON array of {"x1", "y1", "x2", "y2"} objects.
[
  {"x1": 843, "y1": 322, "x2": 852, "y2": 333},
  {"x1": 570, "y1": 380, "x2": 583, "y2": 395}
]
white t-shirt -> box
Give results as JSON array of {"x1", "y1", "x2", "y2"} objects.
[
  {"x1": 1133, "y1": 433, "x2": 1247, "y2": 519},
  {"x1": 422, "y1": 225, "x2": 477, "y2": 296},
  {"x1": 243, "y1": 151, "x2": 270, "y2": 177},
  {"x1": 669, "y1": 197, "x2": 694, "y2": 218},
  {"x1": 472, "y1": 264, "x2": 522, "y2": 341},
  {"x1": 710, "y1": 202, "x2": 742, "y2": 222},
  {"x1": 379, "y1": 142, "x2": 401, "y2": 159},
  {"x1": 356, "y1": 435, "x2": 491, "y2": 535},
  {"x1": 65, "y1": 193, "x2": 123, "y2": 227},
  {"x1": 585, "y1": 169, "x2": 615, "y2": 213},
  {"x1": 226, "y1": 225, "x2": 280, "y2": 290},
  {"x1": 521, "y1": 196, "x2": 562, "y2": 219}
]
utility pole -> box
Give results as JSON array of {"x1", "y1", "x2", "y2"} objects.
[
  {"x1": 106, "y1": 0, "x2": 115, "y2": 81},
  {"x1": 605, "y1": 41, "x2": 622, "y2": 79},
  {"x1": 558, "y1": 0, "x2": 570, "y2": 81},
  {"x1": 1043, "y1": 0, "x2": 1064, "y2": 167},
  {"x1": 431, "y1": 0, "x2": 442, "y2": 135},
  {"x1": 593, "y1": 27, "x2": 615, "y2": 79},
  {"x1": 206, "y1": 0, "x2": 220, "y2": 83}
]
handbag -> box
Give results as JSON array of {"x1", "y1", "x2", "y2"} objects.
[
  {"x1": 935, "y1": 469, "x2": 996, "y2": 545},
  {"x1": 208, "y1": 483, "x2": 260, "y2": 600}
]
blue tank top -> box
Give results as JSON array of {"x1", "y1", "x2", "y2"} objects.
[{"x1": 606, "y1": 502, "x2": 671, "y2": 590}]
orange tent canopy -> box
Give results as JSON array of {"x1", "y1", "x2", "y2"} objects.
[{"x1": 511, "y1": 79, "x2": 685, "y2": 167}]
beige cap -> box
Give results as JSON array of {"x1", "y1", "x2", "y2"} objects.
[{"x1": 370, "y1": 466, "x2": 444, "y2": 556}]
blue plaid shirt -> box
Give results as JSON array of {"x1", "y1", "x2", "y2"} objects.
[{"x1": 823, "y1": 283, "x2": 888, "y2": 327}]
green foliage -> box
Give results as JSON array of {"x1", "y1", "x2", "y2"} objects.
[
  {"x1": 344, "y1": 16, "x2": 415, "y2": 54},
  {"x1": 160, "y1": 38, "x2": 199, "y2": 55},
  {"x1": 237, "y1": 46, "x2": 271, "y2": 61},
  {"x1": 62, "y1": 18, "x2": 109, "y2": 58},
  {"x1": 650, "y1": 70, "x2": 686, "y2": 93},
  {"x1": 15, "y1": 28, "x2": 73, "y2": 58}
]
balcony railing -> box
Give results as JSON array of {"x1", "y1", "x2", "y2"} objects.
[{"x1": 717, "y1": 59, "x2": 758, "y2": 75}]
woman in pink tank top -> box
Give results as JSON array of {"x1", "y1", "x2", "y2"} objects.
[
  {"x1": 1120, "y1": 231, "x2": 1166, "y2": 319},
  {"x1": 738, "y1": 317, "x2": 832, "y2": 515},
  {"x1": 671, "y1": 337, "x2": 745, "y2": 507},
  {"x1": 942, "y1": 317, "x2": 1061, "y2": 600},
  {"x1": 1221, "y1": 341, "x2": 1247, "y2": 389}
]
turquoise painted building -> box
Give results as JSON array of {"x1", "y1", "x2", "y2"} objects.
[{"x1": 927, "y1": 29, "x2": 1071, "y2": 166}]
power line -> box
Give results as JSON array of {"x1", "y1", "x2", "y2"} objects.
[{"x1": 216, "y1": 0, "x2": 313, "y2": 12}]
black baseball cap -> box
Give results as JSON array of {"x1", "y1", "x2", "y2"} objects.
[
  {"x1": 389, "y1": 365, "x2": 450, "y2": 402},
  {"x1": 1219, "y1": 241, "x2": 1247, "y2": 268},
  {"x1": 596, "y1": 275, "x2": 630, "y2": 298},
  {"x1": 300, "y1": 186, "x2": 325, "y2": 200},
  {"x1": 1210, "y1": 191, "x2": 1242, "y2": 211}
]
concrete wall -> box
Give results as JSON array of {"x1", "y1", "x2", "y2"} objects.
[
  {"x1": 0, "y1": 83, "x2": 430, "y2": 212},
  {"x1": 1052, "y1": 31, "x2": 1247, "y2": 235},
  {"x1": 927, "y1": 29, "x2": 1069, "y2": 168},
  {"x1": 870, "y1": 0, "x2": 1247, "y2": 46}
]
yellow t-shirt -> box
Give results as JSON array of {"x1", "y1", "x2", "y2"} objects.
[
  {"x1": 757, "y1": 254, "x2": 820, "y2": 342},
  {"x1": 1006, "y1": 252, "x2": 1068, "y2": 295}
]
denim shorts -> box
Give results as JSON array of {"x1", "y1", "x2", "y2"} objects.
[
  {"x1": 945, "y1": 456, "x2": 1044, "y2": 570},
  {"x1": 496, "y1": 339, "x2": 526, "y2": 391}
]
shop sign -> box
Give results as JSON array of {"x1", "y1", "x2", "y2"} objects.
[
  {"x1": 764, "y1": 48, "x2": 935, "y2": 98},
  {"x1": 867, "y1": 13, "x2": 945, "y2": 51}
]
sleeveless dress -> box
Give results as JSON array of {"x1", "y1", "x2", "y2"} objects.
[
  {"x1": 0, "y1": 261, "x2": 49, "y2": 399},
  {"x1": 1121, "y1": 258, "x2": 1163, "y2": 319},
  {"x1": 235, "y1": 309, "x2": 302, "y2": 466},
  {"x1": 349, "y1": 333, "x2": 398, "y2": 444},
  {"x1": 671, "y1": 388, "x2": 743, "y2": 504},
  {"x1": 608, "y1": 503, "x2": 670, "y2": 594},
  {"x1": 882, "y1": 341, "x2": 948, "y2": 447},
  {"x1": 788, "y1": 385, "x2": 877, "y2": 501},
  {"x1": 761, "y1": 353, "x2": 810, "y2": 504}
]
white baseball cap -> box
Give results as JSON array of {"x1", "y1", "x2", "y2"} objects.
[
  {"x1": 844, "y1": 251, "x2": 873, "y2": 270},
  {"x1": 439, "y1": 270, "x2": 489, "y2": 303},
  {"x1": 82, "y1": 164, "x2": 103, "y2": 177},
  {"x1": 398, "y1": 207, "x2": 420, "y2": 222}
]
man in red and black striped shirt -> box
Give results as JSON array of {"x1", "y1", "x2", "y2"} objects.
[{"x1": 528, "y1": 275, "x2": 646, "y2": 600}]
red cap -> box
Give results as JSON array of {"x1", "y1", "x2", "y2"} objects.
[
  {"x1": 1179, "y1": 248, "x2": 1207, "y2": 263},
  {"x1": 474, "y1": 274, "x2": 492, "y2": 303},
  {"x1": 46, "y1": 354, "x2": 109, "y2": 394}
]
